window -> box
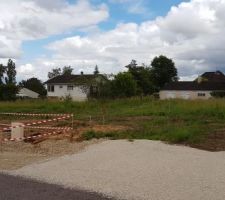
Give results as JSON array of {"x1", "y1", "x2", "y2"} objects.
[
  {"x1": 48, "y1": 85, "x2": 54, "y2": 92},
  {"x1": 67, "y1": 85, "x2": 73, "y2": 91},
  {"x1": 198, "y1": 93, "x2": 205, "y2": 97},
  {"x1": 59, "y1": 85, "x2": 63, "y2": 89}
]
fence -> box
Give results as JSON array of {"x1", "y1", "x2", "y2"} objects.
[{"x1": 0, "y1": 112, "x2": 74, "y2": 142}]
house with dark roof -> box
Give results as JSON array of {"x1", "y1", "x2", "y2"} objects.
[
  {"x1": 45, "y1": 74, "x2": 107, "y2": 101},
  {"x1": 160, "y1": 71, "x2": 225, "y2": 100}
]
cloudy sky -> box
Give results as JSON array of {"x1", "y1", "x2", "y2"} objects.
[{"x1": 0, "y1": 0, "x2": 225, "y2": 81}]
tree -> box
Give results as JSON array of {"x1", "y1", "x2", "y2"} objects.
[
  {"x1": 0, "y1": 64, "x2": 5, "y2": 85},
  {"x1": 151, "y1": 55, "x2": 178, "y2": 90},
  {"x1": 126, "y1": 60, "x2": 154, "y2": 95},
  {"x1": 5, "y1": 59, "x2": 16, "y2": 85},
  {"x1": 0, "y1": 59, "x2": 18, "y2": 101},
  {"x1": 48, "y1": 68, "x2": 61, "y2": 79},
  {"x1": 0, "y1": 84, "x2": 18, "y2": 101},
  {"x1": 125, "y1": 59, "x2": 138, "y2": 69},
  {"x1": 111, "y1": 72, "x2": 137, "y2": 98},
  {"x1": 19, "y1": 78, "x2": 47, "y2": 97},
  {"x1": 94, "y1": 65, "x2": 99, "y2": 75},
  {"x1": 48, "y1": 66, "x2": 73, "y2": 78},
  {"x1": 62, "y1": 66, "x2": 73, "y2": 75}
]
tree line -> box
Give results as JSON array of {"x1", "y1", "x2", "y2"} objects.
[
  {"x1": 0, "y1": 55, "x2": 178, "y2": 101},
  {"x1": 95, "y1": 55, "x2": 178, "y2": 98},
  {"x1": 0, "y1": 59, "x2": 46, "y2": 100}
]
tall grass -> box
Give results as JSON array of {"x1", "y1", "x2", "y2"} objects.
[
  {"x1": 1, "y1": 97, "x2": 225, "y2": 119},
  {"x1": 1, "y1": 98, "x2": 225, "y2": 145}
]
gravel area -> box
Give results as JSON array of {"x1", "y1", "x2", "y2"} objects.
[{"x1": 8, "y1": 140, "x2": 225, "y2": 200}]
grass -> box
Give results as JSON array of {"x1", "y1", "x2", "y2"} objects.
[{"x1": 1, "y1": 97, "x2": 225, "y2": 147}]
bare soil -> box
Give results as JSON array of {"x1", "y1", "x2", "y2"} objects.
[
  {"x1": 0, "y1": 138, "x2": 105, "y2": 170},
  {"x1": 0, "y1": 116, "x2": 128, "y2": 170},
  {"x1": 1, "y1": 115, "x2": 225, "y2": 171},
  {"x1": 190, "y1": 129, "x2": 225, "y2": 151}
]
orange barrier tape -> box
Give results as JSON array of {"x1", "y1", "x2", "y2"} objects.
[
  {"x1": 0, "y1": 130, "x2": 66, "y2": 142},
  {"x1": 0, "y1": 113, "x2": 73, "y2": 117},
  {"x1": 27, "y1": 126, "x2": 73, "y2": 130},
  {"x1": 1, "y1": 115, "x2": 72, "y2": 131}
]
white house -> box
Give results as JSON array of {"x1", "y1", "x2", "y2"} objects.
[
  {"x1": 160, "y1": 71, "x2": 225, "y2": 100},
  {"x1": 17, "y1": 87, "x2": 39, "y2": 99},
  {"x1": 45, "y1": 74, "x2": 107, "y2": 101}
]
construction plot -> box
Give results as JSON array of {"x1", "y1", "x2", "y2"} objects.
[{"x1": 0, "y1": 113, "x2": 74, "y2": 144}]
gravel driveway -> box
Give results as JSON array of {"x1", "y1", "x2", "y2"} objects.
[{"x1": 9, "y1": 140, "x2": 225, "y2": 200}]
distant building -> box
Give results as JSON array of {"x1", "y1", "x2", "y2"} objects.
[
  {"x1": 45, "y1": 74, "x2": 107, "y2": 101},
  {"x1": 17, "y1": 88, "x2": 39, "y2": 99},
  {"x1": 160, "y1": 71, "x2": 225, "y2": 100}
]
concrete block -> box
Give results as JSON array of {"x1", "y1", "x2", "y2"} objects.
[{"x1": 11, "y1": 122, "x2": 24, "y2": 140}]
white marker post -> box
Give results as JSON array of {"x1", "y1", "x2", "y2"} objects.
[{"x1": 11, "y1": 122, "x2": 24, "y2": 140}]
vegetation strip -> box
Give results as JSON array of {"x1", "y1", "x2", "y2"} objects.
[{"x1": 1, "y1": 98, "x2": 225, "y2": 151}]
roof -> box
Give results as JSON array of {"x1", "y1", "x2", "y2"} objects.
[
  {"x1": 45, "y1": 74, "x2": 107, "y2": 85},
  {"x1": 17, "y1": 88, "x2": 39, "y2": 98},
  {"x1": 196, "y1": 71, "x2": 225, "y2": 82},
  {"x1": 162, "y1": 81, "x2": 225, "y2": 91}
]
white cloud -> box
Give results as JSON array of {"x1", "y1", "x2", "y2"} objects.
[
  {"x1": 0, "y1": 0, "x2": 108, "y2": 58},
  {"x1": 27, "y1": 0, "x2": 225, "y2": 81},
  {"x1": 17, "y1": 63, "x2": 35, "y2": 80}
]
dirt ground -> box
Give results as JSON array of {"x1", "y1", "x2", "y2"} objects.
[
  {"x1": 1, "y1": 115, "x2": 225, "y2": 171},
  {"x1": 0, "y1": 138, "x2": 106, "y2": 170},
  {"x1": 0, "y1": 117, "x2": 128, "y2": 171},
  {"x1": 190, "y1": 129, "x2": 225, "y2": 151}
]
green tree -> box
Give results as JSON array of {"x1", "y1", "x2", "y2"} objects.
[
  {"x1": 94, "y1": 65, "x2": 99, "y2": 75},
  {"x1": 0, "y1": 84, "x2": 18, "y2": 101},
  {"x1": 62, "y1": 66, "x2": 73, "y2": 75},
  {"x1": 125, "y1": 59, "x2": 138, "y2": 69},
  {"x1": 111, "y1": 72, "x2": 137, "y2": 97},
  {"x1": 126, "y1": 60, "x2": 154, "y2": 95},
  {"x1": 19, "y1": 78, "x2": 47, "y2": 97},
  {"x1": 5, "y1": 59, "x2": 16, "y2": 85},
  {"x1": 151, "y1": 55, "x2": 178, "y2": 90},
  {"x1": 48, "y1": 66, "x2": 73, "y2": 79},
  {"x1": 0, "y1": 64, "x2": 5, "y2": 85},
  {"x1": 48, "y1": 68, "x2": 61, "y2": 79},
  {"x1": 0, "y1": 59, "x2": 18, "y2": 101}
]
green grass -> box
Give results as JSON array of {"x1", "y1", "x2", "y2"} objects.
[{"x1": 1, "y1": 97, "x2": 225, "y2": 146}]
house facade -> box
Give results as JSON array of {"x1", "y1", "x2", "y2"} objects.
[
  {"x1": 160, "y1": 71, "x2": 225, "y2": 100},
  {"x1": 45, "y1": 74, "x2": 106, "y2": 101}
]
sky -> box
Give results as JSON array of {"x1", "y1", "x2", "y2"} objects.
[{"x1": 0, "y1": 0, "x2": 225, "y2": 81}]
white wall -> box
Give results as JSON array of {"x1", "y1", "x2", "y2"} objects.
[
  {"x1": 47, "y1": 84, "x2": 87, "y2": 101},
  {"x1": 160, "y1": 90, "x2": 212, "y2": 100}
]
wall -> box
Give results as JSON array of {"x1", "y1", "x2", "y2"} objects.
[
  {"x1": 160, "y1": 90, "x2": 212, "y2": 100},
  {"x1": 47, "y1": 84, "x2": 88, "y2": 101}
]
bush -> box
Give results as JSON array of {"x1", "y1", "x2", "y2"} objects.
[
  {"x1": 111, "y1": 72, "x2": 137, "y2": 98},
  {"x1": 0, "y1": 84, "x2": 18, "y2": 101},
  {"x1": 210, "y1": 91, "x2": 225, "y2": 98}
]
